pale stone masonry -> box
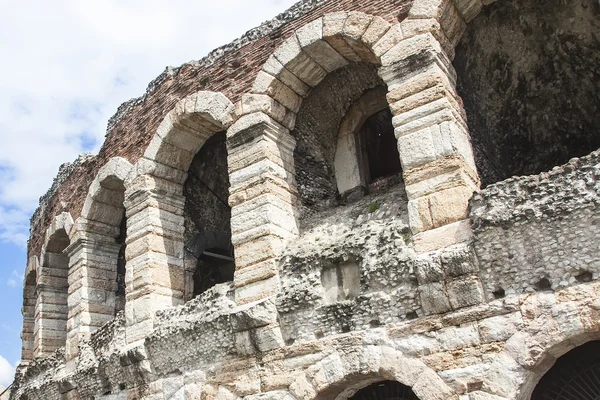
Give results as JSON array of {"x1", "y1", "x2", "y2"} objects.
[{"x1": 11, "y1": 0, "x2": 600, "y2": 399}]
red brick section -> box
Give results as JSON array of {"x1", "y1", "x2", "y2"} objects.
[{"x1": 28, "y1": 0, "x2": 409, "y2": 259}]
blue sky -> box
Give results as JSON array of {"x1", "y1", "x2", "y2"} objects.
[{"x1": 0, "y1": 0, "x2": 298, "y2": 387}]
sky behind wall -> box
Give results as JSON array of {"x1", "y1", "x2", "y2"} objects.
[{"x1": 0, "y1": 0, "x2": 298, "y2": 387}]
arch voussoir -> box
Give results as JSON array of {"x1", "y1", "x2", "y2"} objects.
[{"x1": 289, "y1": 345, "x2": 456, "y2": 400}]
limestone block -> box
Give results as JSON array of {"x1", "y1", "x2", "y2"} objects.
[
  {"x1": 419, "y1": 282, "x2": 452, "y2": 315},
  {"x1": 234, "y1": 259, "x2": 278, "y2": 288},
  {"x1": 323, "y1": 12, "x2": 348, "y2": 38},
  {"x1": 323, "y1": 13, "x2": 362, "y2": 62},
  {"x1": 343, "y1": 12, "x2": 373, "y2": 41},
  {"x1": 372, "y1": 25, "x2": 404, "y2": 59},
  {"x1": 414, "y1": 255, "x2": 444, "y2": 284},
  {"x1": 155, "y1": 113, "x2": 209, "y2": 154},
  {"x1": 447, "y1": 276, "x2": 485, "y2": 310},
  {"x1": 428, "y1": 185, "x2": 474, "y2": 228},
  {"x1": 144, "y1": 132, "x2": 197, "y2": 172},
  {"x1": 274, "y1": 35, "x2": 327, "y2": 88},
  {"x1": 439, "y1": 2, "x2": 467, "y2": 45},
  {"x1": 412, "y1": 368, "x2": 454, "y2": 400},
  {"x1": 296, "y1": 18, "x2": 348, "y2": 74},
  {"x1": 229, "y1": 159, "x2": 289, "y2": 188},
  {"x1": 393, "y1": 101, "x2": 455, "y2": 138},
  {"x1": 194, "y1": 91, "x2": 235, "y2": 128},
  {"x1": 254, "y1": 324, "x2": 285, "y2": 353},
  {"x1": 235, "y1": 275, "x2": 280, "y2": 305},
  {"x1": 262, "y1": 56, "x2": 310, "y2": 98},
  {"x1": 252, "y1": 71, "x2": 302, "y2": 113},
  {"x1": 441, "y1": 244, "x2": 479, "y2": 277},
  {"x1": 409, "y1": 0, "x2": 446, "y2": 19},
  {"x1": 289, "y1": 375, "x2": 317, "y2": 400},
  {"x1": 413, "y1": 220, "x2": 473, "y2": 252},
  {"x1": 227, "y1": 112, "x2": 290, "y2": 146},
  {"x1": 397, "y1": 127, "x2": 438, "y2": 170},
  {"x1": 408, "y1": 197, "x2": 435, "y2": 233},
  {"x1": 230, "y1": 299, "x2": 278, "y2": 332},
  {"x1": 131, "y1": 157, "x2": 188, "y2": 185},
  {"x1": 453, "y1": 0, "x2": 483, "y2": 22},
  {"x1": 361, "y1": 16, "x2": 391, "y2": 47},
  {"x1": 306, "y1": 353, "x2": 346, "y2": 393},
  {"x1": 478, "y1": 313, "x2": 523, "y2": 344}
]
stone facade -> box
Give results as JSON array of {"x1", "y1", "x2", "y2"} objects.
[{"x1": 11, "y1": 0, "x2": 600, "y2": 399}]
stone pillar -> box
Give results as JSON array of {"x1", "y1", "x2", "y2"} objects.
[
  {"x1": 379, "y1": 32, "x2": 479, "y2": 251},
  {"x1": 123, "y1": 174, "x2": 186, "y2": 343},
  {"x1": 65, "y1": 219, "x2": 120, "y2": 361},
  {"x1": 34, "y1": 252, "x2": 69, "y2": 358},
  {"x1": 227, "y1": 112, "x2": 299, "y2": 305},
  {"x1": 21, "y1": 286, "x2": 36, "y2": 362}
]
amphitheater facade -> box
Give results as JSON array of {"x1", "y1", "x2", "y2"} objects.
[{"x1": 11, "y1": 0, "x2": 600, "y2": 399}]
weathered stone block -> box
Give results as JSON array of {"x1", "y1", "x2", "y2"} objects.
[
  {"x1": 419, "y1": 282, "x2": 452, "y2": 315},
  {"x1": 447, "y1": 276, "x2": 485, "y2": 310}
]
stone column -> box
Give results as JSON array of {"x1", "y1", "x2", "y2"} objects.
[
  {"x1": 227, "y1": 111, "x2": 300, "y2": 306},
  {"x1": 123, "y1": 173, "x2": 186, "y2": 343},
  {"x1": 21, "y1": 286, "x2": 36, "y2": 362},
  {"x1": 34, "y1": 252, "x2": 69, "y2": 358},
  {"x1": 65, "y1": 219, "x2": 120, "y2": 361},
  {"x1": 379, "y1": 31, "x2": 479, "y2": 252}
]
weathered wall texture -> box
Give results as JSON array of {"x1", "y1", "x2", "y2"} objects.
[
  {"x1": 12, "y1": 0, "x2": 600, "y2": 399},
  {"x1": 454, "y1": 0, "x2": 600, "y2": 186}
]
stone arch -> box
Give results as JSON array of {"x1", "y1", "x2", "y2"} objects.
[
  {"x1": 480, "y1": 286, "x2": 600, "y2": 400},
  {"x1": 123, "y1": 91, "x2": 235, "y2": 343},
  {"x1": 232, "y1": 9, "x2": 479, "y2": 260},
  {"x1": 335, "y1": 86, "x2": 404, "y2": 199},
  {"x1": 288, "y1": 345, "x2": 455, "y2": 400},
  {"x1": 35, "y1": 212, "x2": 73, "y2": 358},
  {"x1": 20, "y1": 256, "x2": 39, "y2": 363},
  {"x1": 65, "y1": 157, "x2": 133, "y2": 360},
  {"x1": 141, "y1": 91, "x2": 234, "y2": 177}
]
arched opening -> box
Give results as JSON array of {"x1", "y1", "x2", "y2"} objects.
[
  {"x1": 183, "y1": 131, "x2": 234, "y2": 299},
  {"x1": 36, "y1": 229, "x2": 70, "y2": 357},
  {"x1": 532, "y1": 340, "x2": 600, "y2": 400},
  {"x1": 293, "y1": 62, "x2": 406, "y2": 220},
  {"x1": 349, "y1": 381, "x2": 419, "y2": 400},
  {"x1": 21, "y1": 269, "x2": 37, "y2": 362},
  {"x1": 335, "y1": 85, "x2": 403, "y2": 201},
  {"x1": 453, "y1": 0, "x2": 600, "y2": 187},
  {"x1": 115, "y1": 212, "x2": 127, "y2": 314},
  {"x1": 361, "y1": 108, "x2": 402, "y2": 186}
]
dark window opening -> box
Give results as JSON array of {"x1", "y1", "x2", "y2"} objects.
[
  {"x1": 115, "y1": 212, "x2": 127, "y2": 314},
  {"x1": 532, "y1": 340, "x2": 600, "y2": 400},
  {"x1": 350, "y1": 380, "x2": 419, "y2": 400},
  {"x1": 187, "y1": 230, "x2": 235, "y2": 297},
  {"x1": 359, "y1": 108, "x2": 403, "y2": 192},
  {"x1": 183, "y1": 132, "x2": 234, "y2": 298}
]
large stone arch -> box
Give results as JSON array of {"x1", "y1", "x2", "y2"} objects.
[
  {"x1": 123, "y1": 91, "x2": 234, "y2": 343},
  {"x1": 227, "y1": 10, "x2": 479, "y2": 313},
  {"x1": 480, "y1": 283, "x2": 600, "y2": 400},
  {"x1": 65, "y1": 157, "x2": 132, "y2": 360},
  {"x1": 288, "y1": 345, "x2": 455, "y2": 400},
  {"x1": 35, "y1": 212, "x2": 74, "y2": 358}
]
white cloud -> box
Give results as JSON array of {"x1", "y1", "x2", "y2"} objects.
[
  {"x1": 0, "y1": 355, "x2": 14, "y2": 387},
  {"x1": 0, "y1": 0, "x2": 298, "y2": 248},
  {"x1": 6, "y1": 270, "x2": 22, "y2": 288}
]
